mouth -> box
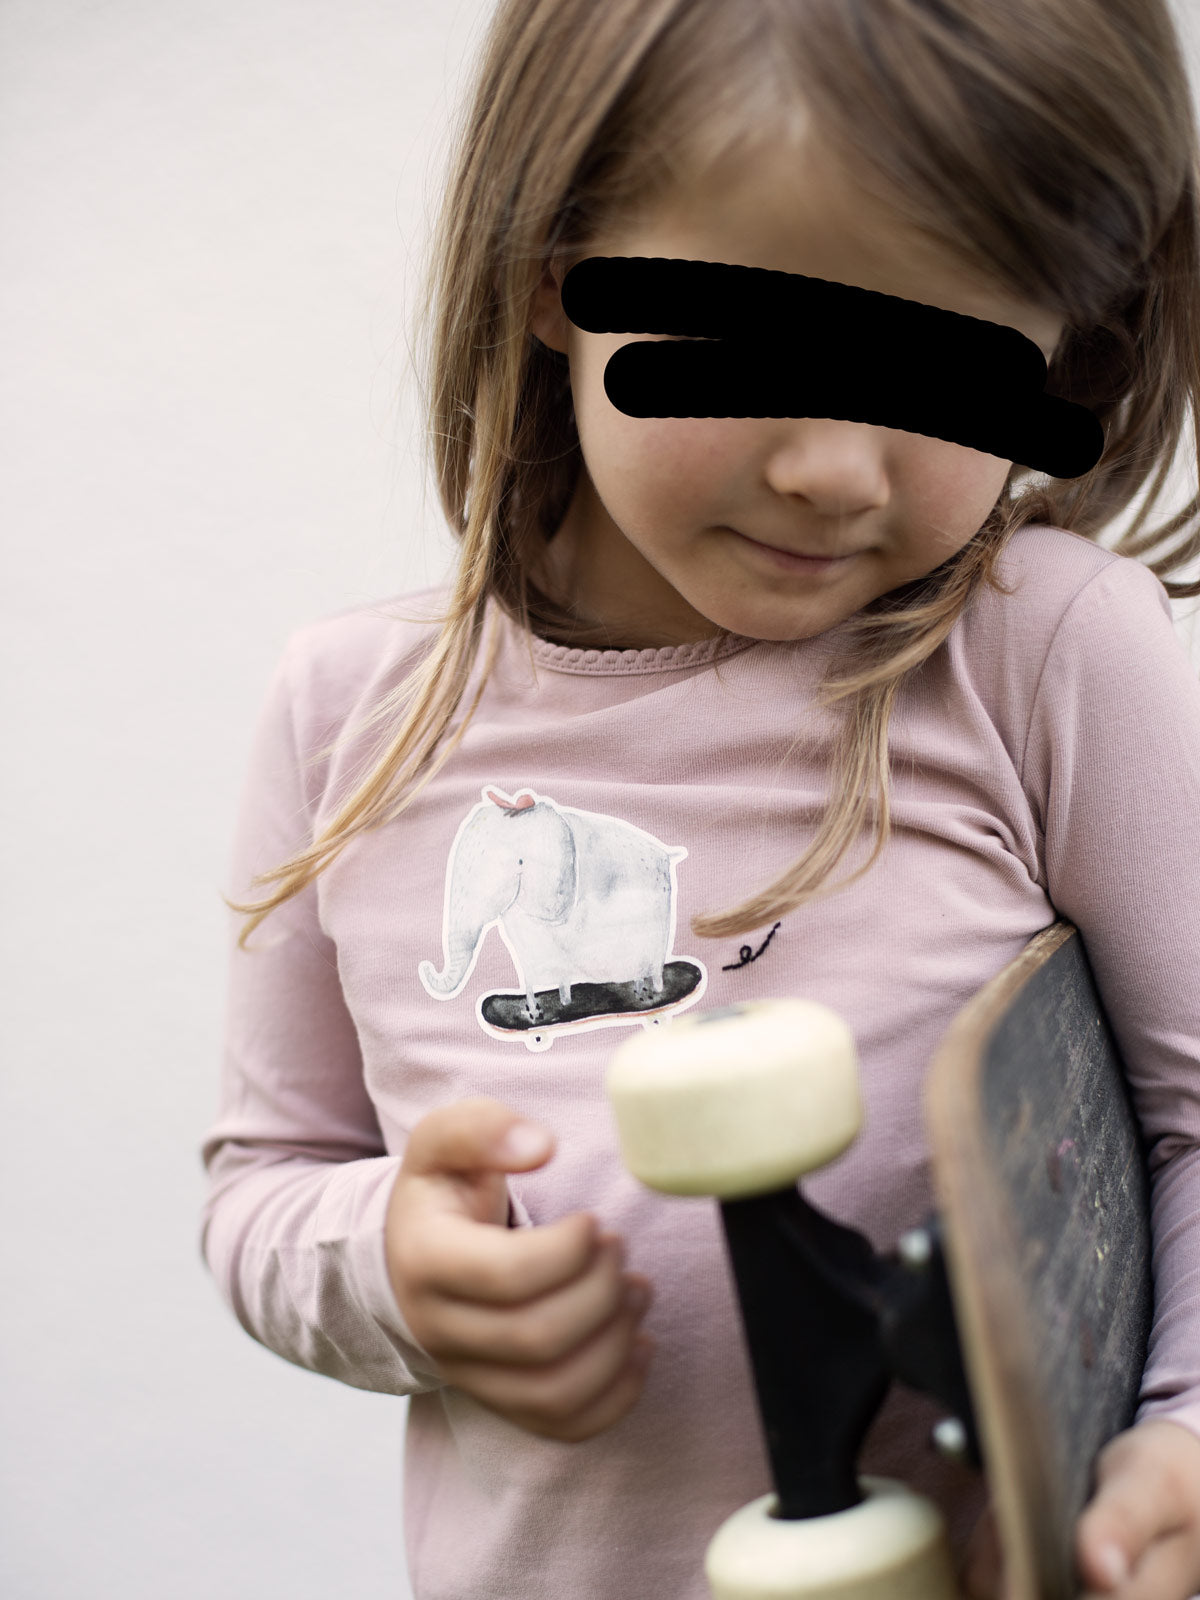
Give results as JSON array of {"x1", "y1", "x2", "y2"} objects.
[{"x1": 729, "y1": 529, "x2": 857, "y2": 572}]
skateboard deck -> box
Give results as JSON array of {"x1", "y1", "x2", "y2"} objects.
[
  {"x1": 926, "y1": 920, "x2": 1153, "y2": 1600},
  {"x1": 479, "y1": 959, "x2": 705, "y2": 1049}
]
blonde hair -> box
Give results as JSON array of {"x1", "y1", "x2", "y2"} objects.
[{"x1": 228, "y1": 0, "x2": 1200, "y2": 950}]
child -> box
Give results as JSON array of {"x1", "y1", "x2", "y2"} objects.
[{"x1": 201, "y1": 0, "x2": 1200, "y2": 1595}]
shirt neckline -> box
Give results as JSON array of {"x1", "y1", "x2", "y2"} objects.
[{"x1": 526, "y1": 627, "x2": 761, "y2": 676}]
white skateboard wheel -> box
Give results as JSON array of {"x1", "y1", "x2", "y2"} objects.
[
  {"x1": 606, "y1": 999, "x2": 861, "y2": 1198},
  {"x1": 705, "y1": 1478, "x2": 958, "y2": 1600}
]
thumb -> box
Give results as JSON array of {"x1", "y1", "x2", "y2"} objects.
[{"x1": 401, "y1": 1097, "x2": 554, "y2": 1220}]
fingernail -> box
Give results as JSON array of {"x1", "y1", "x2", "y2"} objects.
[
  {"x1": 630, "y1": 1337, "x2": 654, "y2": 1371},
  {"x1": 501, "y1": 1123, "x2": 550, "y2": 1163},
  {"x1": 624, "y1": 1281, "x2": 650, "y2": 1315},
  {"x1": 1095, "y1": 1543, "x2": 1128, "y2": 1587}
]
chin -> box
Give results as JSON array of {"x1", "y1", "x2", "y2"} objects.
[{"x1": 703, "y1": 602, "x2": 846, "y2": 644}]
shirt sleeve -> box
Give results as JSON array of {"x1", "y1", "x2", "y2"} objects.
[
  {"x1": 1021, "y1": 555, "x2": 1200, "y2": 1440},
  {"x1": 199, "y1": 632, "x2": 444, "y2": 1397}
]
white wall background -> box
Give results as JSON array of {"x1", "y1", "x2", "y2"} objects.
[{"x1": 2, "y1": 2, "x2": 1198, "y2": 1596}]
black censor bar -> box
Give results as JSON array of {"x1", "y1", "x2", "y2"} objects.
[{"x1": 561, "y1": 256, "x2": 1102, "y2": 480}]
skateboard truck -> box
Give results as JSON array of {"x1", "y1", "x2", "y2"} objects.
[
  {"x1": 607, "y1": 997, "x2": 973, "y2": 1599},
  {"x1": 719, "y1": 1191, "x2": 981, "y2": 1519}
]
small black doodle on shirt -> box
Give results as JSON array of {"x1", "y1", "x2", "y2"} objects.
[{"x1": 722, "y1": 922, "x2": 782, "y2": 971}]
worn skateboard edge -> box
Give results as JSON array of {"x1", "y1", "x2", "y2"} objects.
[{"x1": 925, "y1": 919, "x2": 1077, "y2": 1600}]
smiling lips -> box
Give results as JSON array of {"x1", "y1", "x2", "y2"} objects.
[{"x1": 733, "y1": 529, "x2": 856, "y2": 566}]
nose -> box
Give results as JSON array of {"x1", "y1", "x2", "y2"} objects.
[{"x1": 762, "y1": 417, "x2": 890, "y2": 518}]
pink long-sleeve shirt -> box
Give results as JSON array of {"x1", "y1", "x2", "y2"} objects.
[{"x1": 201, "y1": 522, "x2": 1200, "y2": 1599}]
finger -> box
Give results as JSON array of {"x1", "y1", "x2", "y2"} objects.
[
  {"x1": 404, "y1": 1207, "x2": 605, "y2": 1305},
  {"x1": 398, "y1": 1100, "x2": 556, "y2": 1228},
  {"x1": 1077, "y1": 1429, "x2": 1191, "y2": 1592},
  {"x1": 436, "y1": 1291, "x2": 642, "y2": 1410},
  {"x1": 524, "y1": 1335, "x2": 656, "y2": 1443},
  {"x1": 429, "y1": 1242, "x2": 650, "y2": 1366},
  {"x1": 402, "y1": 1098, "x2": 555, "y2": 1179},
  {"x1": 440, "y1": 1298, "x2": 654, "y2": 1436},
  {"x1": 1081, "y1": 1526, "x2": 1200, "y2": 1600}
]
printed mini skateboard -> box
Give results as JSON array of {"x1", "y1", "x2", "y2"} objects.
[
  {"x1": 605, "y1": 918, "x2": 1153, "y2": 1599},
  {"x1": 478, "y1": 959, "x2": 705, "y2": 1050}
]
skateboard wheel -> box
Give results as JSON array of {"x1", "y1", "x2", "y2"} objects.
[
  {"x1": 606, "y1": 999, "x2": 861, "y2": 1197},
  {"x1": 704, "y1": 1478, "x2": 958, "y2": 1600}
]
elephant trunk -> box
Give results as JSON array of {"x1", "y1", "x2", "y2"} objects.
[{"x1": 420, "y1": 923, "x2": 486, "y2": 997}]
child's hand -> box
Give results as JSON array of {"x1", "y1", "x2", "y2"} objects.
[
  {"x1": 384, "y1": 1096, "x2": 655, "y2": 1442},
  {"x1": 1074, "y1": 1421, "x2": 1200, "y2": 1599},
  {"x1": 962, "y1": 1419, "x2": 1200, "y2": 1600}
]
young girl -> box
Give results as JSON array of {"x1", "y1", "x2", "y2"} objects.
[{"x1": 201, "y1": 1, "x2": 1200, "y2": 1595}]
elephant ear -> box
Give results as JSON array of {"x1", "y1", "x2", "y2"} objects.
[
  {"x1": 485, "y1": 787, "x2": 536, "y2": 815},
  {"x1": 516, "y1": 802, "x2": 577, "y2": 924}
]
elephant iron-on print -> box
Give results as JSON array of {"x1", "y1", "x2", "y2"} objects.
[{"x1": 418, "y1": 786, "x2": 706, "y2": 1051}]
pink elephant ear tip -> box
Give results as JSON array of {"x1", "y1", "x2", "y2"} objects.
[{"x1": 484, "y1": 787, "x2": 536, "y2": 811}]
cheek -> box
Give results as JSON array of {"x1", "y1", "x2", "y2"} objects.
[
  {"x1": 583, "y1": 405, "x2": 733, "y2": 516},
  {"x1": 571, "y1": 330, "x2": 742, "y2": 512},
  {"x1": 900, "y1": 439, "x2": 1013, "y2": 545}
]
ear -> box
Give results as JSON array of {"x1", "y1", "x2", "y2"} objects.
[{"x1": 529, "y1": 257, "x2": 572, "y2": 356}]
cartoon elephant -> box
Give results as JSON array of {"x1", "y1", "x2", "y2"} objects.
[{"x1": 418, "y1": 786, "x2": 688, "y2": 1022}]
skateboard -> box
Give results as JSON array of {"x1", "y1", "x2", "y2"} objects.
[
  {"x1": 927, "y1": 919, "x2": 1153, "y2": 1598},
  {"x1": 478, "y1": 960, "x2": 705, "y2": 1050},
  {"x1": 605, "y1": 919, "x2": 1153, "y2": 1599}
]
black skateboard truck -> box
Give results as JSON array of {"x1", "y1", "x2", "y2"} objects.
[
  {"x1": 719, "y1": 1190, "x2": 980, "y2": 1516},
  {"x1": 607, "y1": 998, "x2": 975, "y2": 1599}
]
